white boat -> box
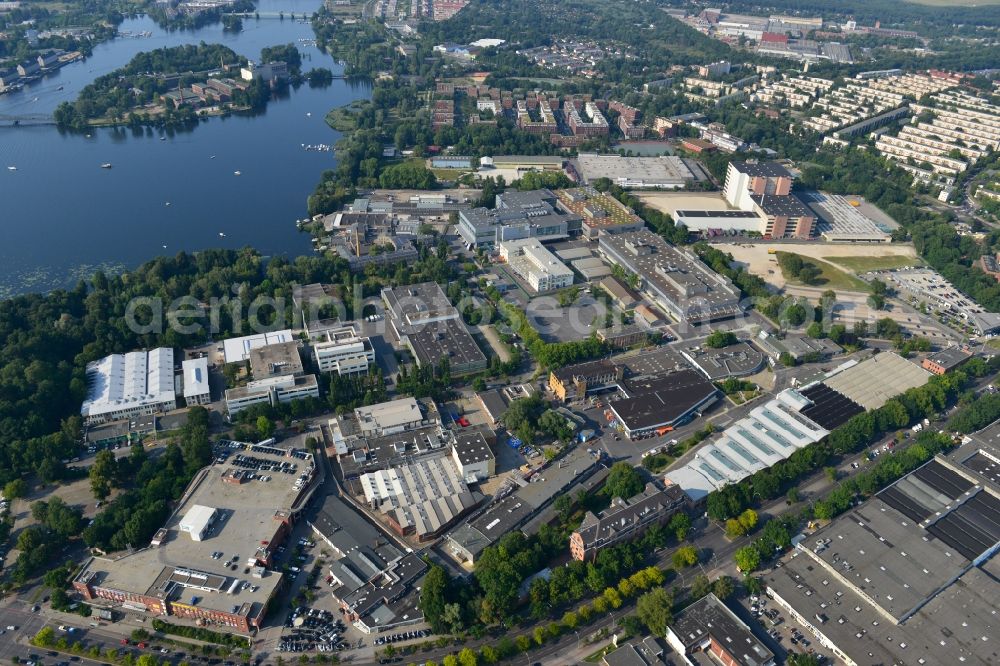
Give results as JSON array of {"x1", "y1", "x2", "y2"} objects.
[
  {"x1": 6, "y1": 166, "x2": 15, "y2": 171},
  {"x1": 306, "y1": 112, "x2": 311, "y2": 117},
  {"x1": 101, "y1": 163, "x2": 112, "y2": 169},
  {"x1": 160, "y1": 136, "x2": 166, "y2": 141},
  {"x1": 165, "y1": 202, "x2": 171, "y2": 206},
  {"x1": 219, "y1": 232, "x2": 226, "y2": 237},
  {"x1": 234, "y1": 170, "x2": 241, "y2": 176}
]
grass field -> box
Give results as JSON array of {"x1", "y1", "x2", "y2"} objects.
[
  {"x1": 776, "y1": 252, "x2": 869, "y2": 291},
  {"x1": 826, "y1": 255, "x2": 924, "y2": 273}
]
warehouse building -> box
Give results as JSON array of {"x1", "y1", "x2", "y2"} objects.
[
  {"x1": 81, "y1": 347, "x2": 177, "y2": 425},
  {"x1": 681, "y1": 341, "x2": 766, "y2": 380},
  {"x1": 766, "y1": 456, "x2": 1000, "y2": 666},
  {"x1": 221, "y1": 329, "x2": 294, "y2": 364},
  {"x1": 607, "y1": 370, "x2": 719, "y2": 440},
  {"x1": 360, "y1": 454, "x2": 483, "y2": 541},
  {"x1": 664, "y1": 388, "x2": 830, "y2": 501},
  {"x1": 599, "y1": 229, "x2": 743, "y2": 323},
  {"x1": 73, "y1": 441, "x2": 320, "y2": 632},
  {"x1": 574, "y1": 154, "x2": 695, "y2": 189},
  {"x1": 451, "y1": 430, "x2": 496, "y2": 481},
  {"x1": 822, "y1": 352, "x2": 931, "y2": 410},
  {"x1": 444, "y1": 447, "x2": 602, "y2": 565}
]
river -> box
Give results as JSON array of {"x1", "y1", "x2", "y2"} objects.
[{"x1": 0, "y1": 0, "x2": 370, "y2": 297}]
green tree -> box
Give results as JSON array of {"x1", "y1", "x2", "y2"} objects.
[
  {"x1": 690, "y1": 574, "x2": 711, "y2": 599},
  {"x1": 735, "y1": 546, "x2": 761, "y2": 573},
  {"x1": 672, "y1": 545, "x2": 698, "y2": 568},
  {"x1": 33, "y1": 626, "x2": 56, "y2": 647},
  {"x1": 420, "y1": 565, "x2": 451, "y2": 634},
  {"x1": 712, "y1": 575, "x2": 735, "y2": 600},
  {"x1": 737, "y1": 509, "x2": 758, "y2": 533},
  {"x1": 256, "y1": 415, "x2": 275, "y2": 440},
  {"x1": 89, "y1": 449, "x2": 118, "y2": 500},
  {"x1": 669, "y1": 512, "x2": 691, "y2": 541},
  {"x1": 3, "y1": 478, "x2": 26, "y2": 499},
  {"x1": 705, "y1": 330, "x2": 737, "y2": 348},
  {"x1": 604, "y1": 462, "x2": 644, "y2": 500},
  {"x1": 457, "y1": 648, "x2": 478, "y2": 666},
  {"x1": 636, "y1": 587, "x2": 673, "y2": 636}
]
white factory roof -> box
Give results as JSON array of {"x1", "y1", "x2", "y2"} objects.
[
  {"x1": 664, "y1": 389, "x2": 828, "y2": 501},
  {"x1": 182, "y1": 357, "x2": 210, "y2": 399},
  {"x1": 222, "y1": 329, "x2": 294, "y2": 363},
  {"x1": 354, "y1": 397, "x2": 422, "y2": 432},
  {"x1": 81, "y1": 348, "x2": 176, "y2": 419}
]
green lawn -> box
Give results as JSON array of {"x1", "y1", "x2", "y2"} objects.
[
  {"x1": 776, "y1": 252, "x2": 869, "y2": 291},
  {"x1": 826, "y1": 254, "x2": 923, "y2": 273}
]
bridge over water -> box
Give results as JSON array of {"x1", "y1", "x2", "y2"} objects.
[{"x1": 0, "y1": 113, "x2": 57, "y2": 126}]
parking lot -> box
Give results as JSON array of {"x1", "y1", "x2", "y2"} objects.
[{"x1": 277, "y1": 604, "x2": 349, "y2": 655}]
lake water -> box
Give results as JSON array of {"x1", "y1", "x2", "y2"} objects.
[{"x1": 0, "y1": 0, "x2": 370, "y2": 297}]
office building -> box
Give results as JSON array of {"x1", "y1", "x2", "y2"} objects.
[
  {"x1": 382, "y1": 282, "x2": 488, "y2": 376},
  {"x1": 81, "y1": 348, "x2": 177, "y2": 425},
  {"x1": 554, "y1": 188, "x2": 646, "y2": 240},
  {"x1": 73, "y1": 441, "x2": 319, "y2": 632},
  {"x1": 312, "y1": 326, "x2": 375, "y2": 375},
  {"x1": 665, "y1": 594, "x2": 775, "y2": 666},
  {"x1": 182, "y1": 357, "x2": 211, "y2": 406},
  {"x1": 722, "y1": 161, "x2": 816, "y2": 239},
  {"x1": 922, "y1": 346, "x2": 973, "y2": 375},
  {"x1": 457, "y1": 189, "x2": 582, "y2": 248},
  {"x1": 548, "y1": 359, "x2": 624, "y2": 404},
  {"x1": 570, "y1": 483, "x2": 687, "y2": 560},
  {"x1": 681, "y1": 341, "x2": 766, "y2": 380},
  {"x1": 599, "y1": 230, "x2": 743, "y2": 323},
  {"x1": 499, "y1": 238, "x2": 574, "y2": 292},
  {"x1": 224, "y1": 342, "x2": 319, "y2": 416}
]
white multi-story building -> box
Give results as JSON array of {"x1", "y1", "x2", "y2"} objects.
[
  {"x1": 312, "y1": 326, "x2": 375, "y2": 376},
  {"x1": 224, "y1": 374, "x2": 319, "y2": 416},
  {"x1": 81, "y1": 348, "x2": 177, "y2": 424},
  {"x1": 182, "y1": 357, "x2": 212, "y2": 406},
  {"x1": 499, "y1": 238, "x2": 574, "y2": 292}
]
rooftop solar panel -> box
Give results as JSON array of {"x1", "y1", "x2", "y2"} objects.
[
  {"x1": 912, "y1": 460, "x2": 974, "y2": 499},
  {"x1": 800, "y1": 384, "x2": 865, "y2": 430},
  {"x1": 878, "y1": 487, "x2": 933, "y2": 522}
]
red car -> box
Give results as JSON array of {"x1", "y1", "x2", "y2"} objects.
[{"x1": 457, "y1": 417, "x2": 470, "y2": 427}]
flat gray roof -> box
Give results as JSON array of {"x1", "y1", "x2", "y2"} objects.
[
  {"x1": 406, "y1": 318, "x2": 488, "y2": 371},
  {"x1": 768, "y1": 545, "x2": 999, "y2": 666},
  {"x1": 681, "y1": 341, "x2": 765, "y2": 379},
  {"x1": 823, "y1": 353, "x2": 931, "y2": 410}
]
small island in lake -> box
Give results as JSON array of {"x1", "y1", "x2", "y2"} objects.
[{"x1": 53, "y1": 43, "x2": 304, "y2": 129}]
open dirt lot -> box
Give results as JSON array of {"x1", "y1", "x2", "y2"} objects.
[{"x1": 718, "y1": 243, "x2": 920, "y2": 293}]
